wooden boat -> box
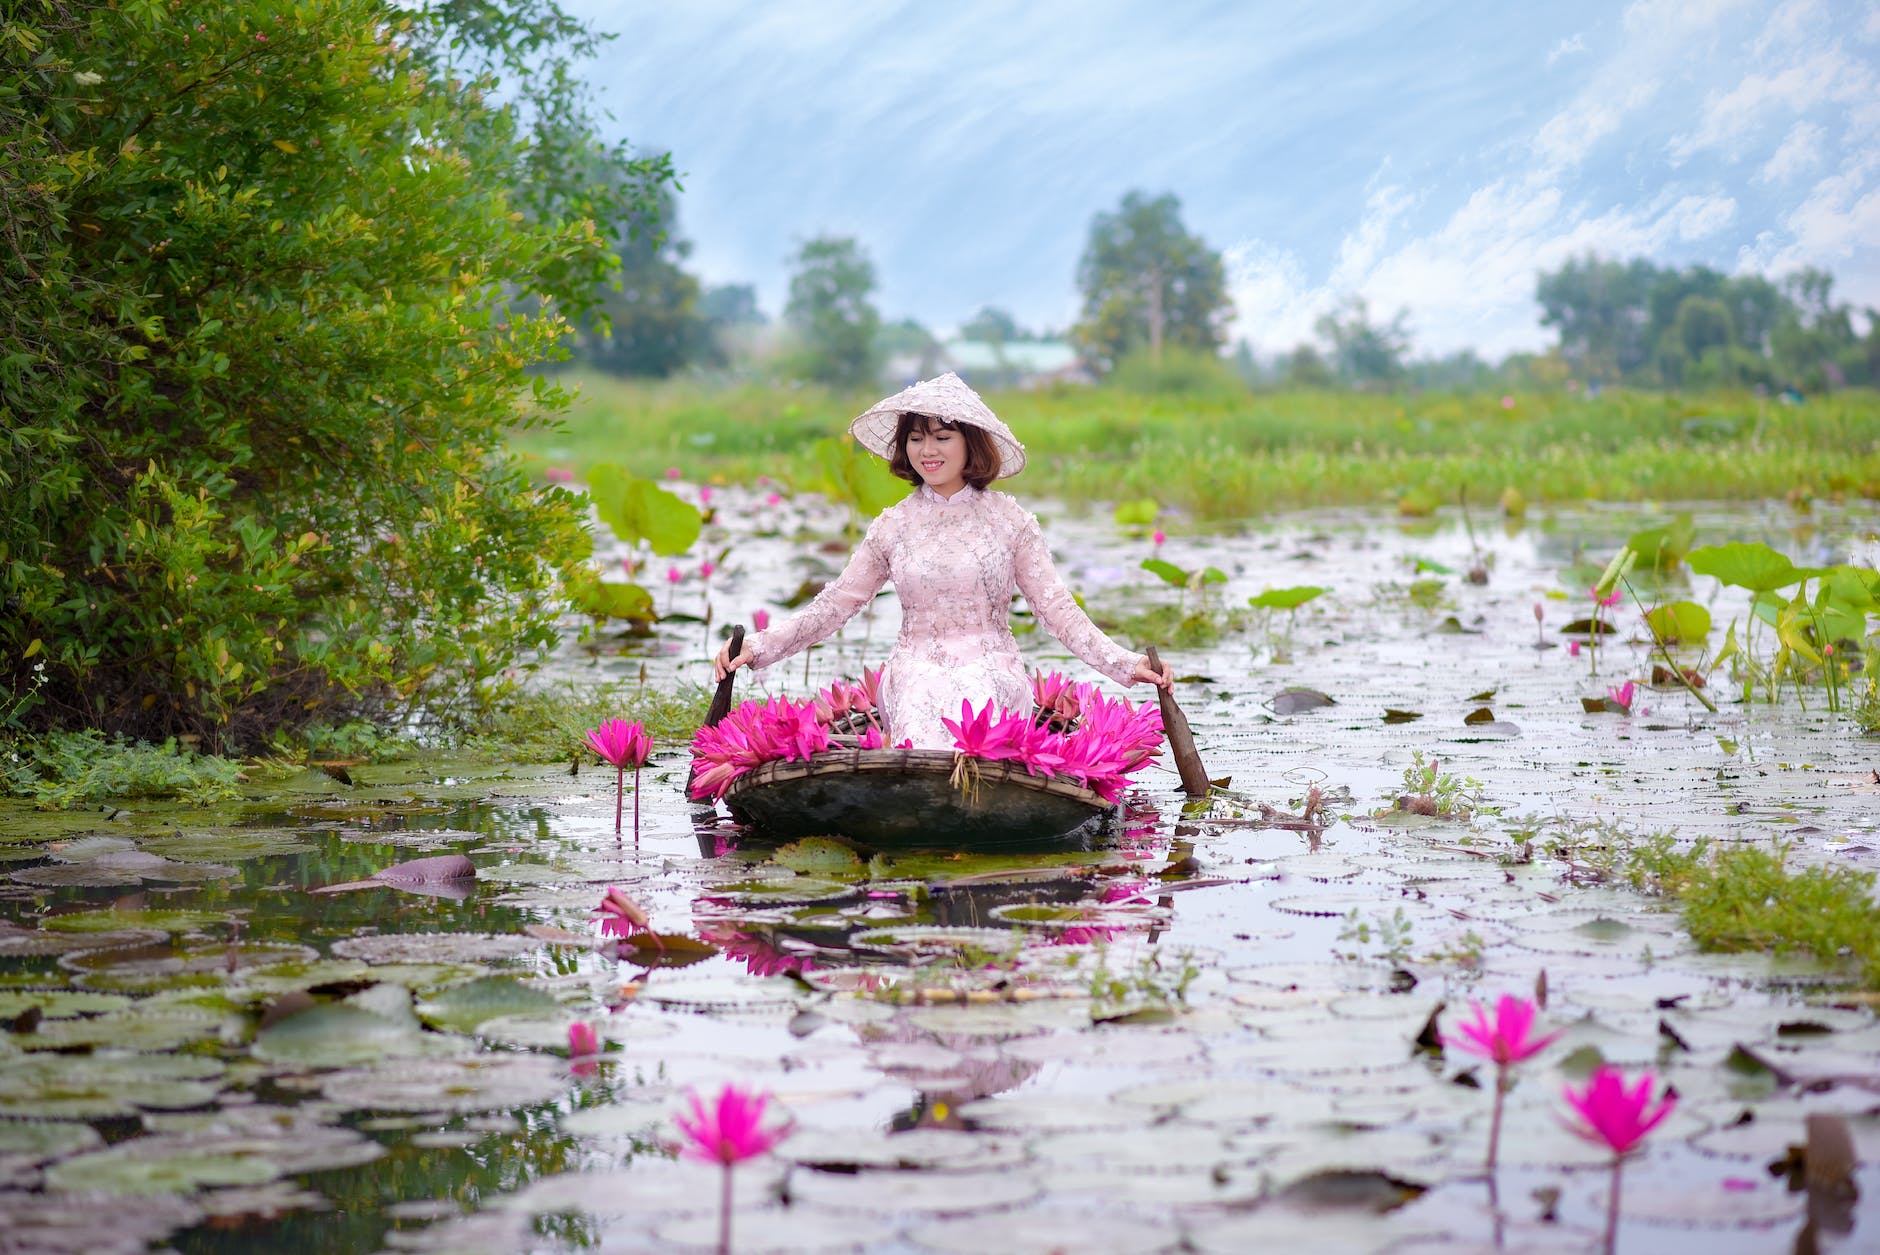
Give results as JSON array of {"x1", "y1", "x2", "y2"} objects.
[{"x1": 721, "y1": 746, "x2": 1113, "y2": 847}]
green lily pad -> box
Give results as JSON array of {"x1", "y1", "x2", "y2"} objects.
[
  {"x1": 770, "y1": 837, "x2": 865, "y2": 876},
  {"x1": 910, "y1": 1213, "x2": 1171, "y2": 1255},
  {"x1": 0, "y1": 1052, "x2": 225, "y2": 1119},
  {"x1": 45, "y1": 1139, "x2": 283, "y2": 1194},
  {"x1": 141, "y1": 830, "x2": 315, "y2": 861},
  {"x1": 312, "y1": 1055, "x2": 569, "y2": 1113},
  {"x1": 17, "y1": 1005, "x2": 224, "y2": 1053},
  {"x1": 253, "y1": 1003, "x2": 468, "y2": 1069},
  {"x1": 329, "y1": 933, "x2": 543, "y2": 966},
  {"x1": 0, "y1": 1120, "x2": 104, "y2": 1160},
  {"x1": 12, "y1": 848, "x2": 237, "y2": 887},
  {"x1": 0, "y1": 989, "x2": 133, "y2": 1019},
  {"x1": 39, "y1": 909, "x2": 230, "y2": 936},
  {"x1": 417, "y1": 976, "x2": 565, "y2": 1034}
]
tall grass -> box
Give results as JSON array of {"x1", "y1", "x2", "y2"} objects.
[{"x1": 510, "y1": 373, "x2": 1880, "y2": 519}]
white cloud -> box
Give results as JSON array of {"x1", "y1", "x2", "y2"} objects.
[
  {"x1": 1530, "y1": 0, "x2": 1750, "y2": 171},
  {"x1": 1741, "y1": 158, "x2": 1880, "y2": 275},
  {"x1": 1759, "y1": 120, "x2": 1825, "y2": 182},
  {"x1": 1547, "y1": 33, "x2": 1587, "y2": 65},
  {"x1": 1668, "y1": 47, "x2": 1869, "y2": 162}
]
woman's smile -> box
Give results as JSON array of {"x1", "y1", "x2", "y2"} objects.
[{"x1": 906, "y1": 424, "x2": 968, "y2": 495}]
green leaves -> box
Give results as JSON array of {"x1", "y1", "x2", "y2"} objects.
[
  {"x1": 1643, "y1": 601, "x2": 1711, "y2": 643},
  {"x1": 810, "y1": 437, "x2": 908, "y2": 517},
  {"x1": 1626, "y1": 513, "x2": 1696, "y2": 570},
  {"x1": 585, "y1": 464, "x2": 702, "y2": 556},
  {"x1": 1112, "y1": 498, "x2": 1160, "y2": 527},
  {"x1": 1141, "y1": 558, "x2": 1225, "y2": 590},
  {"x1": 1248, "y1": 586, "x2": 1327, "y2": 611},
  {"x1": 1686, "y1": 542, "x2": 1816, "y2": 592}
]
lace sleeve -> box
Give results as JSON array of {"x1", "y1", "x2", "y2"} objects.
[
  {"x1": 1013, "y1": 510, "x2": 1143, "y2": 686},
  {"x1": 743, "y1": 519, "x2": 891, "y2": 669}
]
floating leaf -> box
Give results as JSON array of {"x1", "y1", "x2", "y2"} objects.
[
  {"x1": 311, "y1": 853, "x2": 476, "y2": 899},
  {"x1": 417, "y1": 977, "x2": 563, "y2": 1034},
  {"x1": 254, "y1": 1003, "x2": 467, "y2": 1068},
  {"x1": 314, "y1": 1056, "x2": 569, "y2": 1113},
  {"x1": 1112, "y1": 498, "x2": 1159, "y2": 527},
  {"x1": 1270, "y1": 687, "x2": 1336, "y2": 715},
  {"x1": 1381, "y1": 709, "x2": 1423, "y2": 723},
  {"x1": 329, "y1": 932, "x2": 541, "y2": 965},
  {"x1": 771, "y1": 837, "x2": 864, "y2": 876},
  {"x1": 566, "y1": 572, "x2": 655, "y2": 622},
  {"x1": 1462, "y1": 707, "x2": 1495, "y2": 725},
  {"x1": 1627, "y1": 513, "x2": 1696, "y2": 570}
]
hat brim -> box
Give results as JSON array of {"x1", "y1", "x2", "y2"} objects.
[{"x1": 847, "y1": 374, "x2": 1026, "y2": 479}]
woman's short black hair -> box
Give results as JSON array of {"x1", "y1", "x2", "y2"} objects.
[{"x1": 887, "y1": 412, "x2": 1002, "y2": 489}]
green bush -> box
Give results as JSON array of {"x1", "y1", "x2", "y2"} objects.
[{"x1": 1, "y1": 1, "x2": 660, "y2": 746}]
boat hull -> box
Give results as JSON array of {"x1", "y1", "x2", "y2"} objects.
[{"x1": 722, "y1": 748, "x2": 1112, "y2": 847}]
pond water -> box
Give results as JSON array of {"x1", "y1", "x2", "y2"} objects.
[{"x1": 2, "y1": 494, "x2": 1875, "y2": 1254}]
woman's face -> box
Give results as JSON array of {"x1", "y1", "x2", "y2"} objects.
[{"x1": 905, "y1": 421, "x2": 968, "y2": 495}]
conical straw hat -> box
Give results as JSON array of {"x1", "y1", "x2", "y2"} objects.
[{"x1": 848, "y1": 372, "x2": 1026, "y2": 478}]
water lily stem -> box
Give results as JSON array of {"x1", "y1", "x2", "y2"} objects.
[
  {"x1": 1603, "y1": 1155, "x2": 1622, "y2": 1255},
  {"x1": 632, "y1": 765, "x2": 641, "y2": 841},
  {"x1": 614, "y1": 765, "x2": 625, "y2": 834},
  {"x1": 1486, "y1": 1063, "x2": 1507, "y2": 1175},
  {"x1": 1622, "y1": 576, "x2": 1717, "y2": 713},
  {"x1": 719, "y1": 1163, "x2": 733, "y2": 1255}
]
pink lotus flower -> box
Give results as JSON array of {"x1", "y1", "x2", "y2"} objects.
[
  {"x1": 677, "y1": 1083, "x2": 792, "y2": 1255},
  {"x1": 1606, "y1": 681, "x2": 1636, "y2": 715},
  {"x1": 700, "y1": 560, "x2": 716, "y2": 580},
  {"x1": 1569, "y1": 640, "x2": 1582, "y2": 657},
  {"x1": 699, "y1": 486, "x2": 713, "y2": 507},
  {"x1": 1564, "y1": 1066, "x2": 1678, "y2": 1255},
  {"x1": 1500, "y1": 395, "x2": 1515, "y2": 410},
  {"x1": 1564, "y1": 1066, "x2": 1676, "y2": 1157},
  {"x1": 585, "y1": 720, "x2": 652, "y2": 836},
  {"x1": 665, "y1": 467, "x2": 681, "y2": 480},
  {"x1": 1446, "y1": 994, "x2": 1560, "y2": 1065},
  {"x1": 689, "y1": 698, "x2": 833, "y2": 801},
  {"x1": 544, "y1": 466, "x2": 574, "y2": 483},
  {"x1": 1448, "y1": 995, "x2": 1558, "y2": 1177},
  {"x1": 751, "y1": 608, "x2": 770, "y2": 631},
  {"x1": 677, "y1": 1083, "x2": 788, "y2": 1165},
  {"x1": 1152, "y1": 529, "x2": 1166, "y2": 547},
  {"x1": 592, "y1": 885, "x2": 652, "y2": 939},
  {"x1": 765, "y1": 492, "x2": 781, "y2": 506},
  {"x1": 1590, "y1": 585, "x2": 1622, "y2": 609},
  {"x1": 666, "y1": 566, "x2": 684, "y2": 584}
]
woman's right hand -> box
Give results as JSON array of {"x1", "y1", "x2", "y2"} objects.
[{"x1": 712, "y1": 637, "x2": 754, "y2": 683}]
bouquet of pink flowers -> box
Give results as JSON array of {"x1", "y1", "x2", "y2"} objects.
[
  {"x1": 689, "y1": 697, "x2": 833, "y2": 801},
  {"x1": 944, "y1": 672, "x2": 1163, "y2": 803}
]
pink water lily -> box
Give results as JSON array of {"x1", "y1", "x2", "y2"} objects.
[
  {"x1": 689, "y1": 698, "x2": 833, "y2": 801},
  {"x1": 765, "y1": 491, "x2": 781, "y2": 506},
  {"x1": 1152, "y1": 529, "x2": 1166, "y2": 547},
  {"x1": 1590, "y1": 585, "x2": 1622, "y2": 609},
  {"x1": 592, "y1": 885, "x2": 652, "y2": 939},
  {"x1": 1447, "y1": 994, "x2": 1559, "y2": 1178},
  {"x1": 1564, "y1": 1066, "x2": 1678, "y2": 1255},
  {"x1": 584, "y1": 720, "x2": 652, "y2": 836},
  {"x1": 1606, "y1": 681, "x2": 1636, "y2": 714},
  {"x1": 1447, "y1": 994, "x2": 1560, "y2": 1065},
  {"x1": 676, "y1": 1083, "x2": 793, "y2": 1255},
  {"x1": 751, "y1": 608, "x2": 770, "y2": 631}
]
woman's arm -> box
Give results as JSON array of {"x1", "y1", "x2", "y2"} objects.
[
  {"x1": 1013, "y1": 511, "x2": 1150, "y2": 686},
  {"x1": 729, "y1": 521, "x2": 891, "y2": 675}
]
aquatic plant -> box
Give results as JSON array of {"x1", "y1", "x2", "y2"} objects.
[
  {"x1": 688, "y1": 698, "x2": 832, "y2": 800},
  {"x1": 1384, "y1": 751, "x2": 1488, "y2": 819},
  {"x1": 584, "y1": 719, "x2": 652, "y2": 835},
  {"x1": 675, "y1": 1083, "x2": 792, "y2": 1255},
  {"x1": 1445, "y1": 995, "x2": 1559, "y2": 1176},
  {"x1": 1563, "y1": 1066, "x2": 1677, "y2": 1255},
  {"x1": 943, "y1": 692, "x2": 1163, "y2": 804}
]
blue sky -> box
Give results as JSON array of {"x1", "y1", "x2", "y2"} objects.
[{"x1": 566, "y1": 0, "x2": 1880, "y2": 358}]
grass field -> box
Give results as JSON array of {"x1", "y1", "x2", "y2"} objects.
[{"x1": 509, "y1": 373, "x2": 1880, "y2": 518}]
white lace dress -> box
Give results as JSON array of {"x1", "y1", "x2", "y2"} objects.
[{"x1": 744, "y1": 485, "x2": 1145, "y2": 748}]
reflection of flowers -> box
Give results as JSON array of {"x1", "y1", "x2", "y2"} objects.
[
  {"x1": 697, "y1": 923, "x2": 819, "y2": 977},
  {"x1": 568, "y1": 1022, "x2": 600, "y2": 1075}
]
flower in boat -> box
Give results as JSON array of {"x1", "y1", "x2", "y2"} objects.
[
  {"x1": 1444, "y1": 995, "x2": 1559, "y2": 1065},
  {"x1": 855, "y1": 725, "x2": 911, "y2": 750},
  {"x1": 676, "y1": 1083, "x2": 789, "y2": 1165},
  {"x1": 592, "y1": 885, "x2": 651, "y2": 937},
  {"x1": 689, "y1": 698, "x2": 833, "y2": 801},
  {"x1": 584, "y1": 719, "x2": 651, "y2": 769},
  {"x1": 942, "y1": 699, "x2": 1026, "y2": 762},
  {"x1": 1030, "y1": 670, "x2": 1080, "y2": 720},
  {"x1": 1563, "y1": 1065, "x2": 1676, "y2": 1156}
]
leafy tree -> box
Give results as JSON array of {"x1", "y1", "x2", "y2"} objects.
[
  {"x1": 1537, "y1": 255, "x2": 1657, "y2": 381},
  {"x1": 1315, "y1": 297, "x2": 1410, "y2": 388},
  {"x1": 1, "y1": 0, "x2": 670, "y2": 744},
  {"x1": 961, "y1": 306, "x2": 1022, "y2": 345},
  {"x1": 571, "y1": 186, "x2": 718, "y2": 377},
  {"x1": 783, "y1": 235, "x2": 880, "y2": 387},
  {"x1": 701, "y1": 283, "x2": 765, "y2": 328},
  {"x1": 1281, "y1": 345, "x2": 1336, "y2": 389},
  {"x1": 1073, "y1": 191, "x2": 1232, "y2": 371}
]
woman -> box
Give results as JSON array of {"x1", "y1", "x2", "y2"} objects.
[{"x1": 713, "y1": 372, "x2": 1172, "y2": 748}]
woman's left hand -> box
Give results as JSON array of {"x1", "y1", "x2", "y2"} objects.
[{"x1": 1131, "y1": 656, "x2": 1175, "y2": 692}]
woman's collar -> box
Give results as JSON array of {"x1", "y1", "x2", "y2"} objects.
[{"x1": 918, "y1": 483, "x2": 980, "y2": 506}]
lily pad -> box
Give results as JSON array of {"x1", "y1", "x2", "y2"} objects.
[
  {"x1": 0, "y1": 1052, "x2": 225, "y2": 1119},
  {"x1": 1271, "y1": 687, "x2": 1336, "y2": 715},
  {"x1": 312, "y1": 1055, "x2": 569, "y2": 1113},
  {"x1": 417, "y1": 976, "x2": 565, "y2": 1034},
  {"x1": 771, "y1": 837, "x2": 865, "y2": 876},
  {"x1": 910, "y1": 1213, "x2": 1171, "y2": 1255},
  {"x1": 142, "y1": 830, "x2": 315, "y2": 861},
  {"x1": 11, "y1": 850, "x2": 237, "y2": 887},
  {"x1": 40, "y1": 908, "x2": 230, "y2": 936},
  {"x1": 329, "y1": 932, "x2": 543, "y2": 966},
  {"x1": 255, "y1": 1003, "x2": 469, "y2": 1068}
]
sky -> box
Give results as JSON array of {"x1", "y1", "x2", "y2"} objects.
[{"x1": 566, "y1": 0, "x2": 1880, "y2": 359}]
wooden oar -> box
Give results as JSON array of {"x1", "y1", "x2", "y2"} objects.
[
  {"x1": 704, "y1": 624, "x2": 745, "y2": 729},
  {"x1": 686, "y1": 624, "x2": 745, "y2": 805},
  {"x1": 1146, "y1": 645, "x2": 1210, "y2": 798}
]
